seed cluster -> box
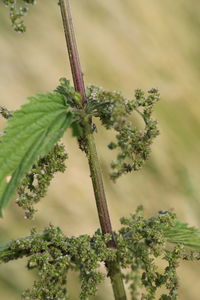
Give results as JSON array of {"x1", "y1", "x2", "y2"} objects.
[
  {"x1": 87, "y1": 86, "x2": 160, "y2": 180},
  {"x1": 2, "y1": 0, "x2": 36, "y2": 32},
  {"x1": 1, "y1": 209, "x2": 199, "y2": 300},
  {"x1": 117, "y1": 207, "x2": 184, "y2": 299},
  {"x1": 17, "y1": 143, "x2": 68, "y2": 219}
]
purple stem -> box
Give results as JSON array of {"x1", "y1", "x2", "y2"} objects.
[{"x1": 59, "y1": 0, "x2": 87, "y2": 105}]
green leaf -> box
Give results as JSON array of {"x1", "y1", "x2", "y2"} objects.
[
  {"x1": 0, "y1": 93, "x2": 73, "y2": 216},
  {"x1": 70, "y1": 121, "x2": 83, "y2": 137},
  {"x1": 164, "y1": 221, "x2": 200, "y2": 250}
]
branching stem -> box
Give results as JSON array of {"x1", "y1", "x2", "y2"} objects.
[{"x1": 58, "y1": 1, "x2": 127, "y2": 299}]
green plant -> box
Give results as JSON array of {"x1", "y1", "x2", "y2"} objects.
[{"x1": 0, "y1": 1, "x2": 200, "y2": 299}]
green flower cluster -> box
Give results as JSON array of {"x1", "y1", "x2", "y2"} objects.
[
  {"x1": 54, "y1": 79, "x2": 159, "y2": 180},
  {"x1": 55, "y1": 78, "x2": 82, "y2": 109},
  {"x1": 16, "y1": 226, "x2": 71, "y2": 300},
  {"x1": 5, "y1": 226, "x2": 115, "y2": 300},
  {"x1": 87, "y1": 86, "x2": 159, "y2": 180},
  {"x1": 16, "y1": 143, "x2": 68, "y2": 219},
  {"x1": 117, "y1": 207, "x2": 182, "y2": 299},
  {"x1": 1, "y1": 209, "x2": 199, "y2": 300},
  {"x1": 2, "y1": 0, "x2": 36, "y2": 32}
]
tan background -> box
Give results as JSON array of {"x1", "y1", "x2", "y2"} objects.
[{"x1": 0, "y1": 0, "x2": 200, "y2": 299}]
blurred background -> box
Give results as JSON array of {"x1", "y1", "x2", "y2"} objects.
[{"x1": 0, "y1": 0, "x2": 200, "y2": 299}]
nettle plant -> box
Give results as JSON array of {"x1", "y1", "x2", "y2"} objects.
[{"x1": 0, "y1": 1, "x2": 200, "y2": 300}]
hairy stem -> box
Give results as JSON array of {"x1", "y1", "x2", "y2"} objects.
[
  {"x1": 58, "y1": 0, "x2": 87, "y2": 104},
  {"x1": 58, "y1": 1, "x2": 127, "y2": 299},
  {"x1": 85, "y1": 130, "x2": 114, "y2": 237},
  {"x1": 85, "y1": 130, "x2": 127, "y2": 300}
]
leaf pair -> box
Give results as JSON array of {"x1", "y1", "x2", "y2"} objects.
[{"x1": 0, "y1": 93, "x2": 74, "y2": 217}]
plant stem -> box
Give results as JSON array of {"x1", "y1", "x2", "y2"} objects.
[
  {"x1": 58, "y1": 0, "x2": 87, "y2": 105},
  {"x1": 85, "y1": 130, "x2": 127, "y2": 300},
  {"x1": 84, "y1": 129, "x2": 114, "y2": 237},
  {"x1": 58, "y1": 1, "x2": 127, "y2": 299}
]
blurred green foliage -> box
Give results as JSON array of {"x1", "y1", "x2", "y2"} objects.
[{"x1": 0, "y1": 0, "x2": 200, "y2": 299}]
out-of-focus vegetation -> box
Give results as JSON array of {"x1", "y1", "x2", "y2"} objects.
[{"x1": 0, "y1": 0, "x2": 200, "y2": 299}]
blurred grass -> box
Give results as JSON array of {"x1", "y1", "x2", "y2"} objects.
[{"x1": 0, "y1": 0, "x2": 200, "y2": 299}]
